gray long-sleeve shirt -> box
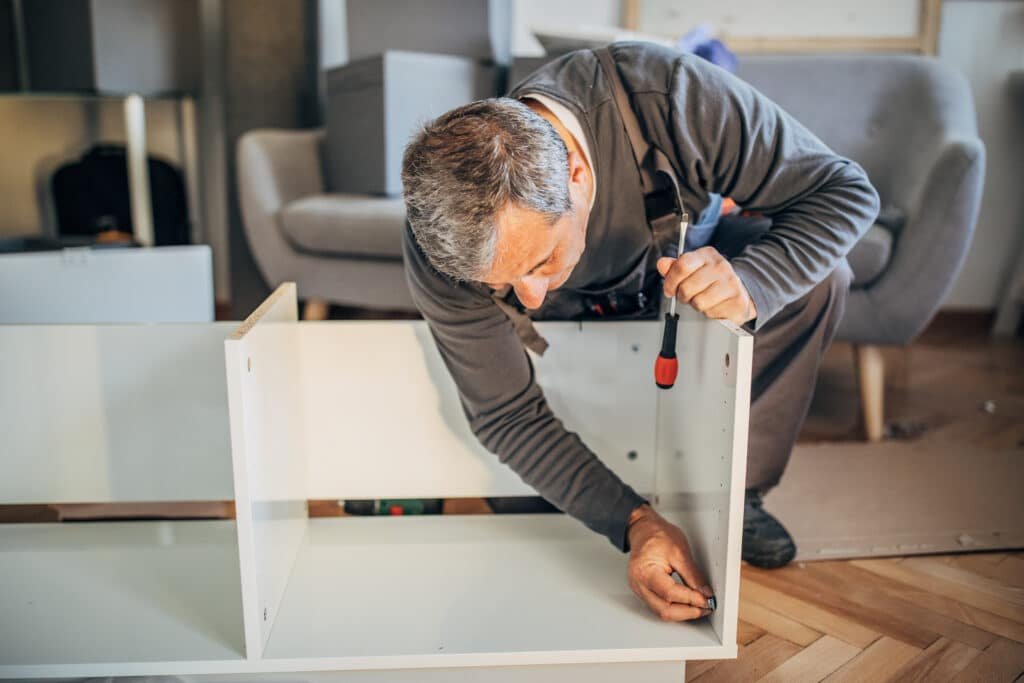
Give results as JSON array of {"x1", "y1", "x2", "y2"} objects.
[{"x1": 402, "y1": 43, "x2": 880, "y2": 553}]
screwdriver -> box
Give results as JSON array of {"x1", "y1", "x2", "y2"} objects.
[{"x1": 655, "y1": 212, "x2": 689, "y2": 390}]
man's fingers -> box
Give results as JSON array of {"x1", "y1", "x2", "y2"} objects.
[
  {"x1": 637, "y1": 583, "x2": 711, "y2": 622},
  {"x1": 647, "y1": 566, "x2": 712, "y2": 608},
  {"x1": 689, "y1": 281, "x2": 733, "y2": 315},
  {"x1": 660, "y1": 251, "x2": 710, "y2": 299},
  {"x1": 705, "y1": 298, "x2": 744, "y2": 324},
  {"x1": 674, "y1": 267, "x2": 719, "y2": 305},
  {"x1": 669, "y1": 551, "x2": 715, "y2": 603}
]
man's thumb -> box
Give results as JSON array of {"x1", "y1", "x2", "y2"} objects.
[{"x1": 657, "y1": 257, "x2": 674, "y2": 276}]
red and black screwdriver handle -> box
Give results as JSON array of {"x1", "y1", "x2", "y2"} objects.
[{"x1": 655, "y1": 310, "x2": 680, "y2": 389}]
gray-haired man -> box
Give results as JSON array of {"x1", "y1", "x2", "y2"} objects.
[{"x1": 401, "y1": 42, "x2": 879, "y2": 622}]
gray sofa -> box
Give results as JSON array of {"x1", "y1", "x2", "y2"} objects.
[{"x1": 237, "y1": 54, "x2": 984, "y2": 439}]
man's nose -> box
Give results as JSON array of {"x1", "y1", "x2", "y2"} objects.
[{"x1": 515, "y1": 275, "x2": 549, "y2": 309}]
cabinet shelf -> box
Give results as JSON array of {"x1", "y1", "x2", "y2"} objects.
[
  {"x1": 0, "y1": 520, "x2": 245, "y2": 676},
  {"x1": 263, "y1": 513, "x2": 723, "y2": 666}
]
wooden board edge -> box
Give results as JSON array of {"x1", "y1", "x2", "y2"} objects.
[{"x1": 229, "y1": 282, "x2": 298, "y2": 341}]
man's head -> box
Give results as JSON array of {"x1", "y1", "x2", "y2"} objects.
[{"x1": 402, "y1": 97, "x2": 593, "y2": 309}]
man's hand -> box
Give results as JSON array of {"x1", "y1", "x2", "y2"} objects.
[
  {"x1": 656, "y1": 247, "x2": 757, "y2": 325},
  {"x1": 627, "y1": 504, "x2": 716, "y2": 621}
]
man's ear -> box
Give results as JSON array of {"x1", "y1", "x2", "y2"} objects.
[{"x1": 567, "y1": 150, "x2": 587, "y2": 186}]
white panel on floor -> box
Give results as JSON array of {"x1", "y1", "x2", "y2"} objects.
[
  {"x1": 182, "y1": 659, "x2": 684, "y2": 682},
  {"x1": 225, "y1": 283, "x2": 309, "y2": 658},
  {"x1": 0, "y1": 245, "x2": 214, "y2": 323},
  {"x1": 0, "y1": 520, "x2": 246, "y2": 680},
  {"x1": 0, "y1": 322, "x2": 236, "y2": 503},
  {"x1": 655, "y1": 306, "x2": 752, "y2": 655},
  {"x1": 301, "y1": 320, "x2": 660, "y2": 500}
]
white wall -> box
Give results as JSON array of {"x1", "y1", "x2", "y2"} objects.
[
  {"x1": 938, "y1": 0, "x2": 1024, "y2": 309},
  {"x1": 318, "y1": 0, "x2": 348, "y2": 70},
  {"x1": 512, "y1": 0, "x2": 622, "y2": 56}
]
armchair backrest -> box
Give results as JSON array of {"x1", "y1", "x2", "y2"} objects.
[{"x1": 737, "y1": 55, "x2": 978, "y2": 211}]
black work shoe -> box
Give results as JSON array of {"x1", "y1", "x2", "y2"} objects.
[{"x1": 742, "y1": 489, "x2": 797, "y2": 569}]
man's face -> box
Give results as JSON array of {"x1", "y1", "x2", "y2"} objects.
[
  {"x1": 482, "y1": 203, "x2": 588, "y2": 309},
  {"x1": 481, "y1": 151, "x2": 592, "y2": 309}
]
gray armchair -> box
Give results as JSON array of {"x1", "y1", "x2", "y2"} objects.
[
  {"x1": 236, "y1": 129, "x2": 415, "y2": 317},
  {"x1": 738, "y1": 55, "x2": 985, "y2": 439},
  {"x1": 236, "y1": 54, "x2": 985, "y2": 439}
]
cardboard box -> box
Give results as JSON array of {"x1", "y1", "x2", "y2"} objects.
[{"x1": 324, "y1": 51, "x2": 498, "y2": 196}]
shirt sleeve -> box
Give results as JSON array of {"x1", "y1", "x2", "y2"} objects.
[
  {"x1": 666, "y1": 54, "x2": 881, "y2": 329},
  {"x1": 402, "y1": 224, "x2": 649, "y2": 552}
]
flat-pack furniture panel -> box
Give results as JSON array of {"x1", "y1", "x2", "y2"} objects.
[
  {"x1": 224, "y1": 283, "x2": 309, "y2": 658},
  {"x1": 655, "y1": 307, "x2": 753, "y2": 655},
  {"x1": 180, "y1": 660, "x2": 685, "y2": 682},
  {"x1": 0, "y1": 322, "x2": 236, "y2": 503},
  {"x1": 0, "y1": 245, "x2": 214, "y2": 323},
  {"x1": 262, "y1": 515, "x2": 724, "y2": 668},
  {"x1": 0, "y1": 520, "x2": 245, "y2": 680},
  {"x1": 301, "y1": 320, "x2": 659, "y2": 500}
]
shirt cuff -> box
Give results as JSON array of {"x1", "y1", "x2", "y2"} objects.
[
  {"x1": 614, "y1": 488, "x2": 651, "y2": 553},
  {"x1": 731, "y1": 259, "x2": 778, "y2": 333}
]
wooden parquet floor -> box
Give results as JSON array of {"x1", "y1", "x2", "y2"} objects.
[
  {"x1": 688, "y1": 552, "x2": 1024, "y2": 682},
  {"x1": 689, "y1": 317, "x2": 1024, "y2": 682}
]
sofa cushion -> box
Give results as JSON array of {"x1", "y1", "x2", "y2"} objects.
[
  {"x1": 280, "y1": 194, "x2": 407, "y2": 259},
  {"x1": 848, "y1": 223, "x2": 893, "y2": 288}
]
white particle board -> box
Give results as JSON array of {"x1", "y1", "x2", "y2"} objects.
[
  {"x1": 655, "y1": 307, "x2": 752, "y2": 654},
  {"x1": 261, "y1": 514, "x2": 726, "y2": 667},
  {"x1": 0, "y1": 520, "x2": 246, "y2": 679},
  {"x1": 300, "y1": 320, "x2": 659, "y2": 500},
  {"x1": 180, "y1": 660, "x2": 685, "y2": 682},
  {"x1": 1, "y1": 281, "x2": 750, "y2": 679},
  {"x1": 224, "y1": 283, "x2": 309, "y2": 658},
  {"x1": 0, "y1": 245, "x2": 214, "y2": 324},
  {"x1": 0, "y1": 322, "x2": 236, "y2": 503}
]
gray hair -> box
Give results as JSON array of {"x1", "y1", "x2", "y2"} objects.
[{"x1": 401, "y1": 97, "x2": 573, "y2": 282}]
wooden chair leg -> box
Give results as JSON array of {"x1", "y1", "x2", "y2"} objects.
[
  {"x1": 303, "y1": 298, "x2": 329, "y2": 321},
  {"x1": 854, "y1": 344, "x2": 885, "y2": 442}
]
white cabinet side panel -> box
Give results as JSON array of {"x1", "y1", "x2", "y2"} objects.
[
  {"x1": 301, "y1": 320, "x2": 659, "y2": 500},
  {"x1": 0, "y1": 323, "x2": 236, "y2": 503},
  {"x1": 655, "y1": 308, "x2": 751, "y2": 654},
  {"x1": 0, "y1": 245, "x2": 214, "y2": 323},
  {"x1": 225, "y1": 283, "x2": 308, "y2": 658}
]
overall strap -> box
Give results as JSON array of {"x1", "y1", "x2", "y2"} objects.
[
  {"x1": 594, "y1": 47, "x2": 687, "y2": 259},
  {"x1": 594, "y1": 47, "x2": 654, "y2": 192}
]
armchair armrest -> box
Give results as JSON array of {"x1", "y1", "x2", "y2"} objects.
[
  {"x1": 237, "y1": 129, "x2": 326, "y2": 220},
  {"x1": 236, "y1": 129, "x2": 326, "y2": 288},
  {"x1": 842, "y1": 136, "x2": 985, "y2": 345}
]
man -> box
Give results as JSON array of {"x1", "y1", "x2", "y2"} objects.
[{"x1": 401, "y1": 42, "x2": 879, "y2": 622}]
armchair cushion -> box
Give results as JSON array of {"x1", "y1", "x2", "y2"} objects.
[
  {"x1": 848, "y1": 224, "x2": 894, "y2": 288},
  {"x1": 280, "y1": 194, "x2": 407, "y2": 260}
]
